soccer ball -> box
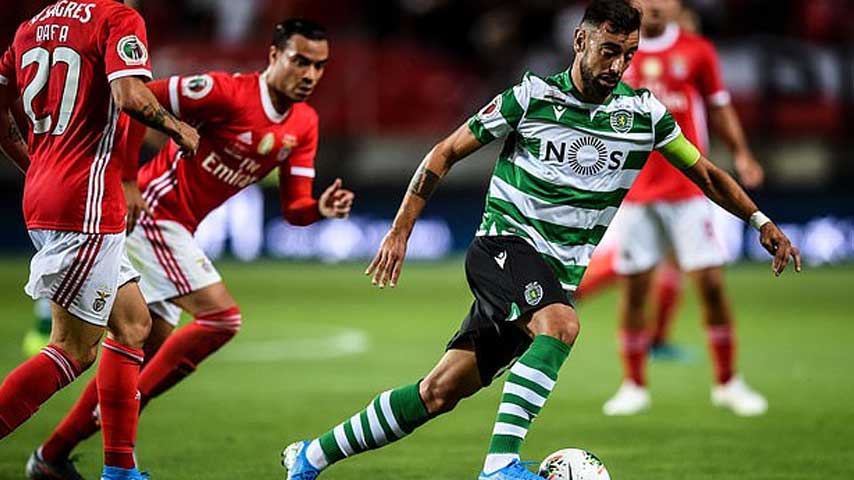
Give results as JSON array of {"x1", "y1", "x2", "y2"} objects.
[{"x1": 537, "y1": 448, "x2": 611, "y2": 480}]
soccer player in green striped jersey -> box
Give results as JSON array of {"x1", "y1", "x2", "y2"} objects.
[{"x1": 281, "y1": 1, "x2": 801, "y2": 479}]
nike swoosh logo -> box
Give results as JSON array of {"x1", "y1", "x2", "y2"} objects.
[{"x1": 494, "y1": 251, "x2": 507, "y2": 269}]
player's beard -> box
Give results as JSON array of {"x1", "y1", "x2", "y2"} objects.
[{"x1": 580, "y1": 56, "x2": 618, "y2": 101}]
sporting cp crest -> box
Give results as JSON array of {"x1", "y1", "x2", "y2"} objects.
[
  {"x1": 610, "y1": 110, "x2": 634, "y2": 134},
  {"x1": 524, "y1": 282, "x2": 544, "y2": 306}
]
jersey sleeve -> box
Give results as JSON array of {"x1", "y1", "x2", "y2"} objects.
[
  {"x1": 103, "y1": 6, "x2": 152, "y2": 82},
  {"x1": 647, "y1": 91, "x2": 683, "y2": 150},
  {"x1": 695, "y1": 40, "x2": 730, "y2": 107},
  {"x1": 467, "y1": 73, "x2": 533, "y2": 144},
  {"x1": 278, "y1": 110, "x2": 321, "y2": 226},
  {"x1": 0, "y1": 44, "x2": 16, "y2": 88},
  {"x1": 158, "y1": 72, "x2": 234, "y2": 124}
]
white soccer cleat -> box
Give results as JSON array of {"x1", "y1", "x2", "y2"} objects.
[
  {"x1": 711, "y1": 375, "x2": 768, "y2": 416},
  {"x1": 602, "y1": 380, "x2": 650, "y2": 416}
]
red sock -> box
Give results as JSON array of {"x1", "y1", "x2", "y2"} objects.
[
  {"x1": 41, "y1": 377, "x2": 100, "y2": 463},
  {"x1": 0, "y1": 345, "x2": 80, "y2": 438},
  {"x1": 98, "y1": 338, "x2": 144, "y2": 469},
  {"x1": 651, "y1": 265, "x2": 683, "y2": 345},
  {"x1": 707, "y1": 324, "x2": 735, "y2": 384},
  {"x1": 138, "y1": 306, "x2": 241, "y2": 406},
  {"x1": 577, "y1": 249, "x2": 618, "y2": 300},
  {"x1": 620, "y1": 329, "x2": 649, "y2": 386}
]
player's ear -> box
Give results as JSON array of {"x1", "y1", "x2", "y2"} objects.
[
  {"x1": 573, "y1": 28, "x2": 586, "y2": 54},
  {"x1": 268, "y1": 45, "x2": 279, "y2": 66}
]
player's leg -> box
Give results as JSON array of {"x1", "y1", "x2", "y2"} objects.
[
  {"x1": 669, "y1": 198, "x2": 766, "y2": 416},
  {"x1": 0, "y1": 303, "x2": 99, "y2": 439},
  {"x1": 603, "y1": 203, "x2": 663, "y2": 415},
  {"x1": 1, "y1": 230, "x2": 115, "y2": 439},
  {"x1": 480, "y1": 304, "x2": 576, "y2": 478},
  {"x1": 98, "y1": 279, "x2": 150, "y2": 475},
  {"x1": 35, "y1": 312, "x2": 174, "y2": 473},
  {"x1": 648, "y1": 260, "x2": 689, "y2": 360},
  {"x1": 283, "y1": 347, "x2": 482, "y2": 477},
  {"x1": 137, "y1": 282, "x2": 240, "y2": 406}
]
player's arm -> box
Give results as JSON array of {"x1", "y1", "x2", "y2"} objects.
[
  {"x1": 697, "y1": 38, "x2": 763, "y2": 188},
  {"x1": 110, "y1": 77, "x2": 199, "y2": 157},
  {"x1": 368, "y1": 78, "x2": 529, "y2": 288},
  {"x1": 0, "y1": 88, "x2": 29, "y2": 173},
  {"x1": 366, "y1": 123, "x2": 485, "y2": 288},
  {"x1": 708, "y1": 104, "x2": 763, "y2": 188},
  {"x1": 659, "y1": 134, "x2": 801, "y2": 276}
]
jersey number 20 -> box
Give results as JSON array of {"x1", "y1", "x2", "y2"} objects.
[{"x1": 21, "y1": 47, "x2": 81, "y2": 136}]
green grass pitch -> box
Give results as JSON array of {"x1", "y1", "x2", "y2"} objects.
[{"x1": 0, "y1": 258, "x2": 852, "y2": 479}]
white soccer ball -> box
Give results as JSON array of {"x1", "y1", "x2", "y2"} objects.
[{"x1": 538, "y1": 448, "x2": 611, "y2": 480}]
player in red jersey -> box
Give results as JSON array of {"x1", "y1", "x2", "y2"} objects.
[
  {"x1": 602, "y1": 0, "x2": 767, "y2": 416},
  {"x1": 0, "y1": 1, "x2": 199, "y2": 479},
  {"x1": 29, "y1": 18, "x2": 353, "y2": 476}
]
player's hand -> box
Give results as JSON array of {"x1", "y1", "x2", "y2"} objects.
[
  {"x1": 366, "y1": 228, "x2": 408, "y2": 289},
  {"x1": 122, "y1": 179, "x2": 151, "y2": 234},
  {"x1": 734, "y1": 149, "x2": 764, "y2": 189},
  {"x1": 319, "y1": 178, "x2": 355, "y2": 219},
  {"x1": 173, "y1": 121, "x2": 200, "y2": 158},
  {"x1": 758, "y1": 222, "x2": 802, "y2": 276}
]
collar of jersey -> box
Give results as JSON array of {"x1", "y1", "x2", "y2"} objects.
[
  {"x1": 639, "y1": 22, "x2": 681, "y2": 53},
  {"x1": 259, "y1": 70, "x2": 291, "y2": 124}
]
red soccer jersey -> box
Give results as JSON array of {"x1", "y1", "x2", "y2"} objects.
[
  {"x1": 0, "y1": 0, "x2": 152, "y2": 233},
  {"x1": 138, "y1": 71, "x2": 321, "y2": 232},
  {"x1": 622, "y1": 24, "x2": 730, "y2": 203}
]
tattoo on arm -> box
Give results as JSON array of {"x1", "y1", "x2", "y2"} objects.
[
  {"x1": 408, "y1": 166, "x2": 441, "y2": 200},
  {"x1": 126, "y1": 103, "x2": 176, "y2": 133}
]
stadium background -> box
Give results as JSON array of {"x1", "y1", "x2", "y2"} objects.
[{"x1": 1, "y1": 1, "x2": 853, "y2": 479}]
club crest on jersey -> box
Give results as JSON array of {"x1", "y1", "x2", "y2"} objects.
[
  {"x1": 671, "y1": 55, "x2": 688, "y2": 79},
  {"x1": 182, "y1": 75, "x2": 214, "y2": 100},
  {"x1": 478, "y1": 95, "x2": 502, "y2": 121},
  {"x1": 92, "y1": 289, "x2": 112, "y2": 313},
  {"x1": 277, "y1": 134, "x2": 298, "y2": 162},
  {"x1": 610, "y1": 110, "x2": 634, "y2": 134},
  {"x1": 566, "y1": 136, "x2": 608, "y2": 176},
  {"x1": 258, "y1": 133, "x2": 275, "y2": 156},
  {"x1": 117, "y1": 36, "x2": 148, "y2": 66},
  {"x1": 524, "y1": 282, "x2": 543, "y2": 306}
]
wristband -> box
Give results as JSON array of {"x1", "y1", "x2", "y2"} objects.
[{"x1": 749, "y1": 211, "x2": 771, "y2": 231}]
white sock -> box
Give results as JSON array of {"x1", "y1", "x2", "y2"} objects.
[
  {"x1": 305, "y1": 439, "x2": 329, "y2": 470},
  {"x1": 483, "y1": 453, "x2": 518, "y2": 474}
]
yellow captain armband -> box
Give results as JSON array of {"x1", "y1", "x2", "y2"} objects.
[{"x1": 658, "y1": 134, "x2": 701, "y2": 169}]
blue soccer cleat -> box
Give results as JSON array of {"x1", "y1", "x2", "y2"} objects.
[
  {"x1": 100, "y1": 466, "x2": 149, "y2": 480},
  {"x1": 478, "y1": 459, "x2": 542, "y2": 480},
  {"x1": 281, "y1": 441, "x2": 322, "y2": 480}
]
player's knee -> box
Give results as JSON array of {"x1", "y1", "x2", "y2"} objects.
[
  {"x1": 110, "y1": 313, "x2": 152, "y2": 350},
  {"x1": 419, "y1": 376, "x2": 464, "y2": 415},
  {"x1": 193, "y1": 305, "x2": 242, "y2": 338},
  {"x1": 55, "y1": 340, "x2": 99, "y2": 371},
  {"x1": 696, "y1": 268, "x2": 725, "y2": 304},
  {"x1": 530, "y1": 304, "x2": 580, "y2": 346}
]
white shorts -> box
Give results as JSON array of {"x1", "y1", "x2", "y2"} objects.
[
  {"x1": 615, "y1": 197, "x2": 727, "y2": 275},
  {"x1": 126, "y1": 219, "x2": 221, "y2": 326},
  {"x1": 26, "y1": 230, "x2": 139, "y2": 327}
]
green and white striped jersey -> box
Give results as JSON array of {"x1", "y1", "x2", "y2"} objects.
[{"x1": 468, "y1": 70, "x2": 683, "y2": 291}]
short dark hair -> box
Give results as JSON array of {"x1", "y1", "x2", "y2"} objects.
[
  {"x1": 272, "y1": 18, "x2": 328, "y2": 49},
  {"x1": 581, "y1": 0, "x2": 642, "y2": 35}
]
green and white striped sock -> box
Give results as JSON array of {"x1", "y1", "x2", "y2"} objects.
[
  {"x1": 483, "y1": 334, "x2": 571, "y2": 474},
  {"x1": 305, "y1": 382, "x2": 429, "y2": 470}
]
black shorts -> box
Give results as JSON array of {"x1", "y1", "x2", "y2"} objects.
[{"x1": 446, "y1": 236, "x2": 574, "y2": 386}]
